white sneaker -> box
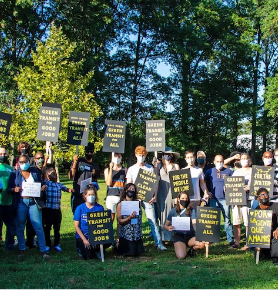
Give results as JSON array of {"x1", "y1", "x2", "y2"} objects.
[{"x1": 157, "y1": 244, "x2": 167, "y2": 251}]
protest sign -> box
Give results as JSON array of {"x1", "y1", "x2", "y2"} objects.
[
  {"x1": 172, "y1": 217, "x2": 190, "y2": 231},
  {"x1": 247, "y1": 209, "x2": 272, "y2": 248},
  {"x1": 196, "y1": 206, "x2": 221, "y2": 243},
  {"x1": 87, "y1": 210, "x2": 114, "y2": 246},
  {"x1": 80, "y1": 177, "x2": 92, "y2": 194},
  {"x1": 102, "y1": 120, "x2": 126, "y2": 153},
  {"x1": 224, "y1": 176, "x2": 247, "y2": 205},
  {"x1": 0, "y1": 112, "x2": 12, "y2": 140},
  {"x1": 169, "y1": 169, "x2": 194, "y2": 198},
  {"x1": 21, "y1": 182, "x2": 41, "y2": 197},
  {"x1": 121, "y1": 201, "x2": 139, "y2": 216},
  {"x1": 146, "y1": 120, "x2": 165, "y2": 152},
  {"x1": 67, "y1": 111, "x2": 90, "y2": 146},
  {"x1": 134, "y1": 168, "x2": 160, "y2": 202},
  {"x1": 37, "y1": 106, "x2": 61, "y2": 142},
  {"x1": 250, "y1": 166, "x2": 275, "y2": 198}
]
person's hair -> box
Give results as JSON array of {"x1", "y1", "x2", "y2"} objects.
[
  {"x1": 120, "y1": 183, "x2": 138, "y2": 201},
  {"x1": 175, "y1": 192, "x2": 191, "y2": 216},
  {"x1": 184, "y1": 150, "x2": 194, "y2": 158},
  {"x1": 135, "y1": 146, "x2": 147, "y2": 156},
  {"x1": 85, "y1": 143, "x2": 94, "y2": 152},
  {"x1": 241, "y1": 153, "x2": 252, "y2": 166},
  {"x1": 82, "y1": 185, "x2": 98, "y2": 203},
  {"x1": 35, "y1": 151, "x2": 44, "y2": 158},
  {"x1": 17, "y1": 141, "x2": 31, "y2": 155},
  {"x1": 256, "y1": 187, "x2": 269, "y2": 197},
  {"x1": 46, "y1": 167, "x2": 55, "y2": 175},
  {"x1": 18, "y1": 154, "x2": 30, "y2": 162}
]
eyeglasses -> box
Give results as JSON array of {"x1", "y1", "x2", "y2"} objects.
[
  {"x1": 36, "y1": 156, "x2": 44, "y2": 159},
  {"x1": 258, "y1": 193, "x2": 269, "y2": 198},
  {"x1": 86, "y1": 151, "x2": 94, "y2": 154}
]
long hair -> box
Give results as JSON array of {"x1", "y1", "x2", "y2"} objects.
[
  {"x1": 120, "y1": 183, "x2": 138, "y2": 202},
  {"x1": 175, "y1": 192, "x2": 191, "y2": 216}
]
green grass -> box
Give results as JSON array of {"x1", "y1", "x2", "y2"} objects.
[{"x1": 1, "y1": 175, "x2": 278, "y2": 289}]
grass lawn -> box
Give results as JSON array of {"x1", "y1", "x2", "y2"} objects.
[{"x1": 0, "y1": 175, "x2": 278, "y2": 289}]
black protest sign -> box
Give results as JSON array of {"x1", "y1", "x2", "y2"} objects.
[
  {"x1": 0, "y1": 112, "x2": 12, "y2": 139},
  {"x1": 247, "y1": 209, "x2": 272, "y2": 248},
  {"x1": 224, "y1": 176, "x2": 247, "y2": 206},
  {"x1": 102, "y1": 120, "x2": 126, "y2": 153},
  {"x1": 134, "y1": 168, "x2": 160, "y2": 202},
  {"x1": 87, "y1": 210, "x2": 114, "y2": 246},
  {"x1": 146, "y1": 120, "x2": 165, "y2": 152},
  {"x1": 196, "y1": 206, "x2": 221, "y2": 243},
  {"x1": 67, "y1": 111, "x2": 90, "y2": 145},
  {"x1": 169, "y1": 168, "x2": 194, "y2": 199},
  {"x1": 37, "y1": 106, "x2": 61, "y2": 142},
  {"x1": 250, "y1": 166, "x2": 275, "y2": 198}
]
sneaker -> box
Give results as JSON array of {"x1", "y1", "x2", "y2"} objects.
[
  {"x1": 42, "y1": 253, "x2": 50, "y2": 259},
  {"x1": 157, "y1": 244, "x2": 167, "y2": 251},
  {"x1": 14, "y1": 238, "x2": 18, "y2": 246},
  {"x1": 231, "y1": 243, "x2": 240, "y2": 249},
  {"x1": 45, "y1": 246, "x2": 50, "y2": 253},
  {"x1": 229, "y1": 241, "x2": 235, "y2": 247},
  {"x1": 273, "y1": 258, "x2": 278, "y2": 267},
  {"x1": 187, "y1": 247, "x2": 197, "y2": 258},
  {"x1": 54, "y1": 244, "x2": 62, "y2": 253}
]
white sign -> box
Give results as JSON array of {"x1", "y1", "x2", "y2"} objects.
[
  {"x1": 21, "y1": 182, "x2": 41, "y2": 197},
  {"x1": 121, "y1": 201, "x2": 139, "y2": 216},
  {"x1": 80, "y1": 177, "x2": 92, "y2": 194},
  {"x1": 172, "y1": 217, "x2": 190, "y2": 231}
]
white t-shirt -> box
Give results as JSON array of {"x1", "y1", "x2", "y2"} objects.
[
  {"x1": 126, "y1": 163, "x2": 154, "y2": 183},
  {"x1": 232, "y1": 167, "x2": 253, "y2": 200},
  {"x1": 183, "y1": 166, "x2": 204, "y2": 201}
]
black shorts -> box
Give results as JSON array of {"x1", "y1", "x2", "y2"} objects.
[{"x1": 173, "y1": 233, "x2": 195, "y2": 246}]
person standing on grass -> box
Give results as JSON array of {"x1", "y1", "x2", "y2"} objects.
[
  {"x1": 74, "y1": 184, "x2": 110, "y2": 260},
  {"x1": 69, "y1": 143, "x2": 100, "y2": 214},
  {"x1": 8, "y1": 154, "x2": 50, "y2": 258},
  {"x1": 117, "y1": 183, "x2": 145, "y2": 256},
  {"x1": 126, "y1": 146, "x2": 167, "y2": 251},
  {"x1": 164, "y1": 192, "x2": 205, "y2": 259},
  {"x1": 43, "y1": 167, "x2": 74, "y2": 252}
]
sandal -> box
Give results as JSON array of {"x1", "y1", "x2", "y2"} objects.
[{"x1": 231, "y1": 243, "x2": 240, "y2": 249}]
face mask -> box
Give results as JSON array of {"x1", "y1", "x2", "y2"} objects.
[
  {"x1": 137, "y1": 156, "x2": 145, "y2": 164},
  {"x1": 85, "y1": 153, "x2": 93, "y2": 160},
  {"x1": 240, "y1": 160, "x2": 249, "y2": 167},
  {"x1": 234, "y1": 162, "x2": 242, "y2": 168},
  {"x1": 275, "y1": 157, "x2": 278, "y2": 163},
  {"x1": 259, "y1": 197, "x2": 269, "y2": 205},
  {"x1": 0, "y1": 156, "x2": 8, "y2": 164},
  {"x1": 126, "y1": 190, "x2": 135, "y2": 198},
  {"x1": 186, "y1": 159, "x2": 194, "y2": 166},
  {"x1": 20, "y1": 162, "x2": 30, "y2": 171},
  {"x1": 21, "y1": 148, "x2": 27, "y2": 155},
  {"x1": 197, "y1": 158, "x2": 205, "y2": 164},
  {"x1": 180, "y1": 200, "x2": 189, "y2": 208},
  {"x1": 215, "y1": 163, "x2": 223, "y2": 170},
  {"x1": 263, "y1": 158, "x2": 272, "y2": 166},
  {"x1": 36, "y1": 158, "x2": 44, "y2": 168},
  {"x1": 86, "y1": 195, "x2": 95, "y2": 203},
  {"x1": 164, "y1": 155, "x2": 172, "y2": 161},
  {"x1": 113, "y1": 157, "x2": 121, "y2": 165}
]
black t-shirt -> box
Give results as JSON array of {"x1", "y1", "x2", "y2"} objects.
[
  {"x1": 256, "y1": 202, "x2": 278, "y2": 232},
  {"x1": 72, "y1": 157, "x2": 100, "y2": 197}
]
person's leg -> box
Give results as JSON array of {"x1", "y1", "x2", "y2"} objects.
[
  {"x1": 232, "y1": 205, "x2": 241, "y2": 247},
  {"x1": 142, "y1": 201, "x2": 164, "y2": 248},
  {"x1": 72, "y1": 196, "x2": 84, "y2": 214},
  {"x1": 174, "y1": 242, "x2": 187, "y2": 259},
  {"x1": 0, "y1": 205, "x2": 16, "y2": 249},
  {"x1": 29, "y1": 201, "x2": 47, "y2": 253},
  {"x1": 53, "y1": 209, "x2": 62, "y2": 247},
  {"x1": 76, "y1": 238, "x2": 94, "y2": 260},
  {"x1": 241, "y1": 206, "x2": 249, "y2": 250},
  {"x1": 16, "y1": 200, "x2": 29, "y2": 251},
  {"x1": 25, "y1": 215, "x2": 36, "y2": 248},
  {"x1": 218, "y1": 199, "x2": 234, "y2": 244},
  {"x1": 43, "y1": 208, "x2": 52, "y2": 248},
  {"x1": 0, "y1": 217, "x2": 3, "y2": 240}
]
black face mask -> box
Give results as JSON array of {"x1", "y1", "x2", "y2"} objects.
[
  {"x1": 235, "y1": 162, "x2": 242, "y2": 168},
  {"x1": 126, "y1": 190, "x2": 135, "y2": 198},
  {"x1": 180, "y1": 200, "x2": 189, "y2": 208},
  {"x1": 259, "y1": 197, "x2": 269, "y2": 205},
  {"x1": 21, "y1": 148, "x2": 27, "y2": 155},
  {"x1": 197, "y1": 158, "x2": 205, "y2": 165},
  {"x1": 0, "y1": 156, "x2": 8, "y2": 164},
  {"x1": 85, "y1": 153, "x2": 93, "y2": 160}
]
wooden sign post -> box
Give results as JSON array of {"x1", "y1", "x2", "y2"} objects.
[
  {"x1": 87, "y1": 210, "x2": 114, "y2": 262},
  {"x1": 169, "y1": 169, "x2": 194, "y2": 198},
  {"x1": 196, "y1": 206, "x2": 221, "y2": 258},
  {"x1": 247, "y1": 209, "x2": 272, "y2": 264}
]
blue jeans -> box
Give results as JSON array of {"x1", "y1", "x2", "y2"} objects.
[
  {"x1": 142, "y1": 201, "x2": 162, "y2": 246},
  {"x1": 17, "y1": 198, "x2": 47, "y2": 252},
  {"x1": 0, "y1": 205, "x2": 17, "y2": 250},
  {"x1": 209, "y1": 198, "x2": 233, "y2": 243}
]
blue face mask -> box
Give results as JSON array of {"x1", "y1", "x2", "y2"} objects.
[
  {"x1": 20, "y1": 162, "x2": 30, "y2": 171},
  {"x1": 197, "y1": 158, "x2": 205, "y2": 164},
  {"x1": 164, "y1": 155, "x2": 172, "y2": 161}
]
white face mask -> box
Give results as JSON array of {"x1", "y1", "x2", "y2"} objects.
[
  {"x1": 186, "y1": 158, "x2": 194, "y2": 166},
  {"x1": 240, "y1": 160, "x2": 249, "y2": 167},
  {"x1": 263, "y1": 158, "x2": 272, "y2": 166},
  {"x1": 113, "y1": 157, "x2": 121, "y2": 165},
  {"x1": 215, "y1": 162, "x2": 223, "y2": 170},
  {"x1": 86, "y1": 195, "x2": 95, "y2": 203},
  {"x1": 275, "y1": 157, "x2": 278, "y2": 163},
  {"x1": 137, "y1": 156, "x2": 145, "y2": 164}
]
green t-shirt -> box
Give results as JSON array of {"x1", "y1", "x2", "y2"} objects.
[{"x1": 0, "y1": 163, "x2": 13, "y2": 205}]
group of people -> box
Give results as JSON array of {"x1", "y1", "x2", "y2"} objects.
[{"x1": 1, "y1": 141, "x2": 278, "y2": 265}]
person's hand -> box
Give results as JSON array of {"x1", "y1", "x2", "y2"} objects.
[
  {"x1": 168, "y1": 225, "x2": 174, "y2": 231},
  {"x1": 83, "y1": 239, "x2": 91, "y2": 249},
  {"x1": 73, "y1": 154, "x2": 79, "y2": 163},
  {"x1": 129, "y1": 211, "x2": 136, "y2": 219},
  {"x1": 14, "y1": 187, "x2": 21, "y2": 193},
  {"x1": 41, "y1": 185, "x2": 47, "y2": 191},
  {"x1": 207, "y1": 192, "x2": 212, "y2": 198},
  {"x1": 204, "y1": 192, "x2": 210, "y2": 200},
  {"x1": 234, "y1": 154, "x2": 241, "y2": 160},
  {"x1": 69, "y1": 188, "x2": 75, "y2": 193},
  {"x1": 152, "y1": 157, "x2": 158, "y2": 167},
  {"x1": 273, "y1": 229, "x2": 278, "y2": 239},
  {"x1": 149, "y1": 197, "x2": 156, "y2": 205},
  {"x1": 244, "y1": 185, "x2": 250, "y2": 192},
  {"x1": 109, "y1": 162, "x2": 114, "y2": 169}
]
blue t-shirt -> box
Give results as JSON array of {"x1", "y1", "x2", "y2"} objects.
[
  {"x1": 73, "y1": 202, "x2": 104, "y2": 238},
  {"x1": 167, "y1": 207, "x2": 196, "y2": 235},
  {"x1": 205, "y1": 167, "x2": 233, "y2": 199}
]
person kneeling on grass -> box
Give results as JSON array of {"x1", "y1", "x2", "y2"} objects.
[
  {"x1": 73, "y1": 184, "x2": 110, "y2": 260},
  {"x1": 164, "y1": 192, "x2": 205, "y2": 259},
  {"x1": 116, "y1": 183, "x2": 145, "y2": 257}
]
